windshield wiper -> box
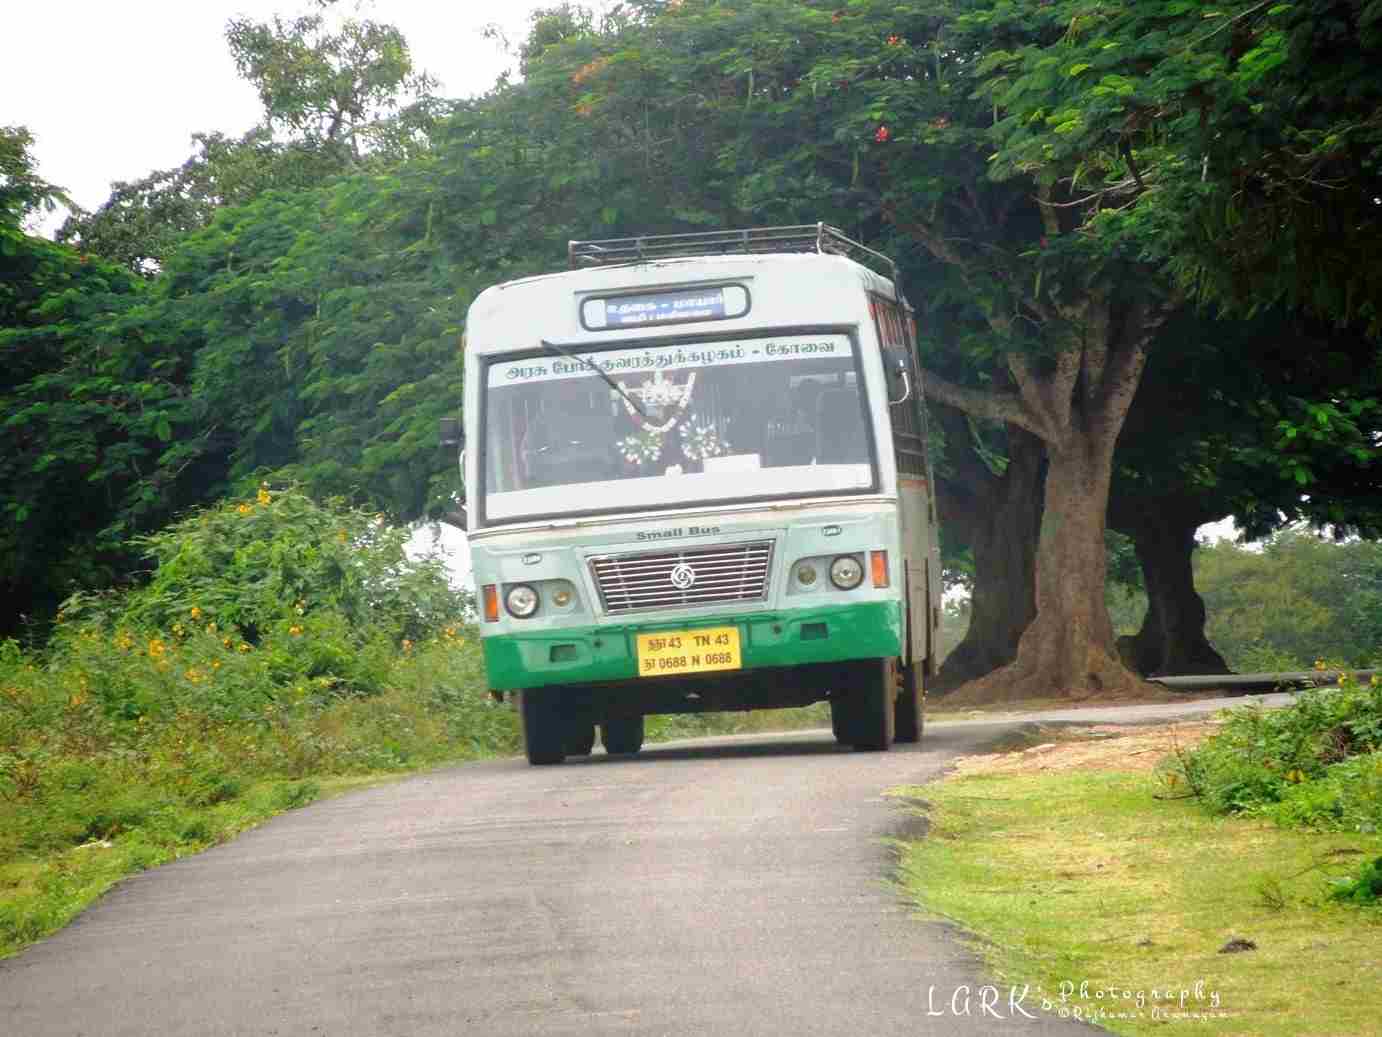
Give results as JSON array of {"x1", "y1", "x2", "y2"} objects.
[{"x1": 539, "y1": 338, "x2": 648, "y2": 419}]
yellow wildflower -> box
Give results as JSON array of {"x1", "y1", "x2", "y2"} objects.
[
  {"x1": 212, "y1": 660, "x2": 222, "y2": 670},
  {"x1": 190, "y1": 606, "x2": 202, "y2": 620},
  {"x1": 236, "y1": 503, "x2": 253, "y2": 516},
  {"x1": 147, "y1": 639, "x2": 166, "y2": 658},
  {"x1": 238, "y1": 643, "x2": 252, "y2": 653},
  {"x1": 402, "y1": 639, "x2": 413, "y2": 653},
  {"x1": 288, "y1": 625, "x2": 303, "y2": 637},
  {"x1": 257, "y1": 486, "x2": 271, "y2": 506}
]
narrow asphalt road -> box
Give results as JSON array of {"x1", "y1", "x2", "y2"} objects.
[{"x1": 1, "y1": 695, "x2": 1278, "y2": 1037}]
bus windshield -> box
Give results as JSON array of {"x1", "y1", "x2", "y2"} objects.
[{"x1": 481, "y1": 333, "x2": 876, "y2": 523}]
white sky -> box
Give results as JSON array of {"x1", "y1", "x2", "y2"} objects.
[{"x1": 2, "y1": 0, "x2": 610, "y2": 234}]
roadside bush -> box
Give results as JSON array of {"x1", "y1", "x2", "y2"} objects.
[
  {"x1": 1172, "y1": 673, "x2": 1382, "y2": 834},
  {"x1": 1329, "y1": 855, "x2": 1382, "y2": 906},
  {"x1": 65, "y1": 486, "x2": 467, "y2": 653}
]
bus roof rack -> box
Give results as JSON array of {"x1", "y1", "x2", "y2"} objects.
[{"x1": 568, "y1": 223, "x2": 898, "y2": 284}]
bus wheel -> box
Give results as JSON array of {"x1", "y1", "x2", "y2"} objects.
[
  {"x1": 829, "y1": 699, "x2": 853, "y2": 745},
  {"x1": 894, "y1": 659, "x2": 925, "y2": 744},
  {"x1": 564, "y1": 717, "x2": 596, "y2": 756},
  {"x1": 850, "y1": 658, "x2": 896, "y2": 751},
  {"x1": 518, "y1": 690, "x2": 567, "y2": 766},
  {"x1": 601, "y1": 716, "x2": 645, "y2": 756}
]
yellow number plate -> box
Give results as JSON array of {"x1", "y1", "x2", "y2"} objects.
[{"x1": 636, "y1": 626, "x2": 741, "y2": 677}]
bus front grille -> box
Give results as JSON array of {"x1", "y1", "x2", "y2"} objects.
[{"x1": 590, "y1": 541, "x2": 775, "y2": 615}]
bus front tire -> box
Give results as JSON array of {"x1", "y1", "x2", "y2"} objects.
[
  {"x1": 601, "y1": 716, "x2": 645, "y2": 755},
  {"x1": 564, "y1": 718, "x2": 596, "y2": 756},
  {"x1": 894, "y1": 659, "x2": 925, "y2": 744},
  {"x1": 518, "y1": 690, "x2": 566, "y2": 766},
  {"x1": 849, "y1": 658, "x2": 897, "y2": 751}
]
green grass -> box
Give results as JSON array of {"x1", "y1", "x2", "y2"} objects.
[
  {"x1": 648, "y1": 701, "x2": 831, "y2": 740},
  {"x1": 891, "y1": 768, "x2": 1382, "y2": 1036},
  {"x1": 0, "y1": 630, "x2": 523, "y2": 960}
]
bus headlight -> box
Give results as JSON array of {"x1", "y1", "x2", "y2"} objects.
[
  {"x1": 829, "y1": 555, "x2": 864, "y2": 590},
  {"x1": 795, "y1": 563, "x2": 818, "y2": 587},
  {"x1": 505, "y1": 584, "x2": 540, "y2": 618}
]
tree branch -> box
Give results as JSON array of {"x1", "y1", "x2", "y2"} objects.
[{"x1": 920, "y1": 368, "x2": 1048, "y2": 441}]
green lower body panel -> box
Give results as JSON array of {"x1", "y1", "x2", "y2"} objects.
[{"x1": 482, "y1": 600, "x2": 903, "y2": 691}]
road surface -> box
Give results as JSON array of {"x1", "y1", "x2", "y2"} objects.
[{"x1": 1, "y1": 695, "x2": 1279, "y2": 1036}]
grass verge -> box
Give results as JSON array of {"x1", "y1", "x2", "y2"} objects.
[{"x1": 891, "y1": 726, "x2": 1382, "y2": 1036}]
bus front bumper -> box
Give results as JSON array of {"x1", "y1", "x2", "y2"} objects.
[{"x1": 481, "y1": 600, "x2": 903, "y2": 692}]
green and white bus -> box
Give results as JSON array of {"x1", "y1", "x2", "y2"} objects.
[{"x1": 447, "y1": 225, "x2": 941, "y2": 765}]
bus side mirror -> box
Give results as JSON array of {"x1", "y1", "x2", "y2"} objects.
[
  {"x1": 439, "y1": 417, "x2": 463, "y2": 449},
  {"x1": 885, "y1": 354, "x2": 912, "y2": 406}
]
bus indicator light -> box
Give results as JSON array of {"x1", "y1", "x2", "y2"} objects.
[
  {"x1": 482, "y1": 585, "x2": 500, "y2": 623},
  {"x1": 870, "y1": 551, "x2": 890, "y2": 588}
]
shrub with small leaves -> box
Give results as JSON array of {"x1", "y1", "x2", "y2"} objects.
[{"x1": 1171, "y1": 673, "x2": 1382, "y2": 835}]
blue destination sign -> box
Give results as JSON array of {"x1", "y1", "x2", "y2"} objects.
[
  {"x1": 581, "y1": 284, "x2": 749, "y2": 330},
  {"x1": 606, "y1": 287, "x2": 726, "y2": 325}
]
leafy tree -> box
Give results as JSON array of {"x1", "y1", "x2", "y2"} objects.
[
  {"x1": 0, "y1": 227, "x2": 209, "y2": 636},
  {"x1": 62, "y1": 2, "x2": 443, "y2": 276},
  {"x1": 56, "y1": 130, "x2": 350, "y2": 275},
  {"x1": 436, "y1": 0, "x2": 1378, "y2": 700},
  {"x1": 984, "y1": 0, "x2": 1382, "y2": 330},
  {"x1": 0, "y1": 126, "x2": 71, "y2": 230},
  {"x1": 146, "y1": 169, "x2": 470, "y2": 523},
  {"x1": 226, "y1": 1, "x2": 440, "y2": 161},
  {"x1": 1110, "y1": 306, "x2": 1381, "y2": 675},
  {"x1": 1196, "y1": 532, "x2": 1382, "y2": 669}
]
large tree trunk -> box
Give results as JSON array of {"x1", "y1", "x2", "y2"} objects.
[
  {"x1": 1119, "y1": 512, "x2": 1231, "y2": 676},
  {"x1": 922, "y1": 291, "x2": 1170, "y2": 705},
  {"x1": 934, "y1": 426, "x2": 1044, "y2": 690},
  {"x1": 951, "y1": 438, "x2": 1130, "y2": 703}
]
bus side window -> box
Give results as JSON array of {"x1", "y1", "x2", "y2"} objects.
[{"x1": 873, "y1": 295, "x2": 927, "y2": 478}]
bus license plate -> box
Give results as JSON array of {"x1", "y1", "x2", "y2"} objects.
[{"x1": 636, "y1": 627, "x2": 741, "y2": 677}]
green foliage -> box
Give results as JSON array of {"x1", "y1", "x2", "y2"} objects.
[
  {"x1": 1330, "y1": 854, "x2": 1382, "y2": 906},
  {"x1": 976, "y1": 0, "x2": 1382, "y2": 330},
  {"x1": 226, "y1": 5, "x2": 439, "y2": 155},
  {"x1": 0, "y1": 224, "x2": 210, "y2": 636},
  {"x1": 56, "y1": 130, "x2": 353, "y2": 276},
  {"x1": 0, "y1": 126, "x2": 71, "y2": 229},
  {"x1": 96, "y1": 486, "x2": 467, "y2": 651},
  {"x1": 1171, "y1": 673, "x2": 1382, "y2": 835},
  {"x1": 151, "y1": 174, "x2": 470, "y2": 520},
  {"x1": 1196, "y1": 532, "x2": 1382, "y2": 669},
  {"x1": 0, "y1": 492, "x2": 516, "y2": 957}
]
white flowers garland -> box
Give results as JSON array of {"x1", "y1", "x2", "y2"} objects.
[
  {"x1": 618, "y1": 427, "x2": 664, "y2": 465},
  {"x1": 678, "y1": 413, "x2": 730, "y2": 462}
]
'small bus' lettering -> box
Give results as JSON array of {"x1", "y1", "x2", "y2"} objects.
[{"x1": 636, "y1": 525, "x2": 722, "y2": 542}]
